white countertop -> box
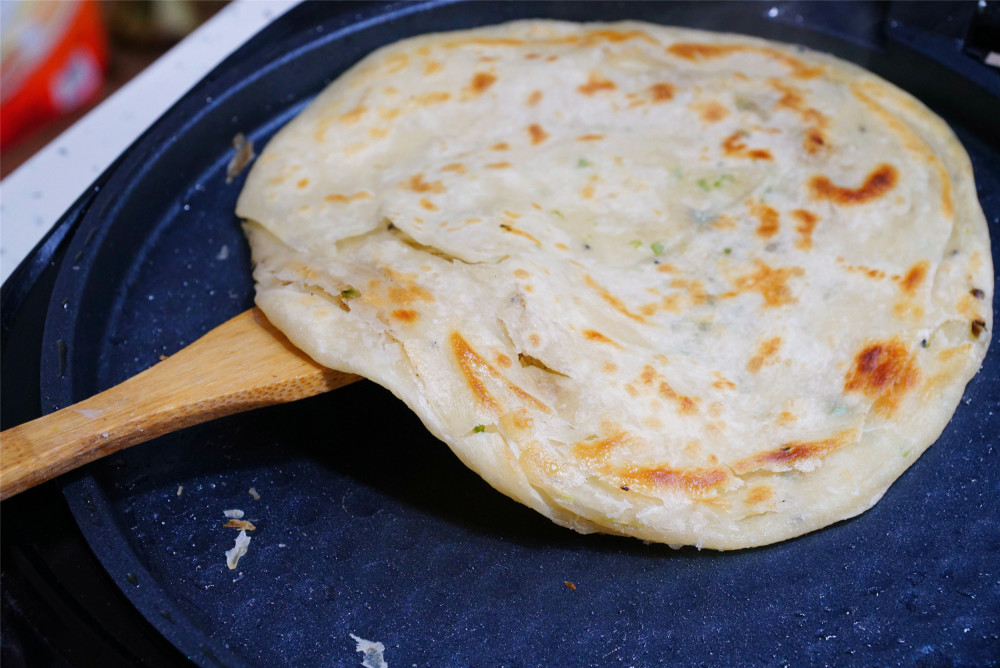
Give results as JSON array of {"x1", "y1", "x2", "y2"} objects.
[{"x1": 0, "y1": 0, "x2": 301, "y2": 285}]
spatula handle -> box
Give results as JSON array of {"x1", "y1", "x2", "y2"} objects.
[{"x1": 0, "y1": 308, "x2": 358, "y2": 500}]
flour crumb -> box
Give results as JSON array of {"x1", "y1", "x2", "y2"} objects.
[
  {"x1": 350, "y1": 634, "x2": 388, "y2": 668},
  {"x1": 225, "y1": 530, "x2": 251, "y2": 570},
  {"x1": 223, "y1": 509, "x2": 244, "y2": 519},
  {"x1": 216, "y1": 244, "x2": 230, "y2": 261},
  {"x1": 248, "y1": 487, "x2": 260, "y2": 500}
]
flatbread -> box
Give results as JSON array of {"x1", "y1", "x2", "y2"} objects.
[{"x1": 236, "y1": 20, "x2": 992, "y2": 549}]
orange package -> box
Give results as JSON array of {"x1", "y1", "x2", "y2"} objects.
[{"x1": 0, "y1": 0, "x2": 109, "y2": 149}]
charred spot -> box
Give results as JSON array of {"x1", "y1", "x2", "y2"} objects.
[
  {"x1": 971, "y1": 319, "x2": 987, "y2": 338},
  {"x1": 809, "y1": 164, "x2": 898, "y2": 206},
  {"x1": 844, "y1": 339, "x2": 919, "y2": 416},
  {"x1": 970, "y1": 288, "x2": 985, "y2": 300}
]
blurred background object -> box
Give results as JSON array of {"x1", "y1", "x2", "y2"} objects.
[{"x1": 0, "y1": 0, "x2": 225, "y2": 178}]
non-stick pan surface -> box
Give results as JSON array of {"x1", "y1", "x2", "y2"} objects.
[{"x1": 40, "y1": 2, "x2": 999, "y2": 665}]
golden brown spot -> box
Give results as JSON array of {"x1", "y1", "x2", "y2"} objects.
[
  {"x1": 582, "y1": 29, "x2": 657, "y2": 45},
  {"x1": 499, "y1": 224, "x2": 541, "y2": 245},
  {"x1": 407, "y1": 174, "x2": 446, "y2": 194},
  {"x1": 339, "y1": 105, "x2": 367, "y2": 124},
  {"x1": 574, "y1": 426, "x2": 633, "y2": 463},
  {"x1": 649, "y1": 82, "x2": 675, "y2": 102},
  {"x1": 747, "y1": 336, "x2": 782, "y2": 373},
  {"x1": 424, "y1": 60, "x2": 443, "y2": 75},
  {"x1": 620, "y1": 466, "x2": 730, "y2": 496},
  {"x1": 803, "y1": 127, "x2": 827, "y2": 154},
  {"x1": 809, "y1": 164, "x2": 898, "y2": 206},
  {"x1": 658, "y1": 381, "x2": 700, "y2": 415},
  {"x1": 378, "y1": 107, "x2": 401, "y2": 122},
  {"x1": 440, "y1": 163, "x2": 466, "y2": 174},
  {"x1": 733, "y1": 430, "x2": 856, "y2": 474},
  {"x1": 745, "y1": 485, "x2": 774, "y2": 505},
  {"x1": 585, "y1": 275, "x2": 646, "y2": 323},
  {"x1": 296, "y1": 178, "x2": 310, "y2": 189},
  {"x1": 529, "y1": 334, "x2": 541, "y2": 347},
  {"x1": 416, "y1": 91, "x2": 450, "y2": 106},
  {"x1": 844, "y1": 339, "x2": 919, "y2": 416},
  {"x1": 528, "y1": 123, "x2": 549, "y2": 145},
  {"x1": 513, "y1": 269, "x2": 530, "y2": 279},
  {"x1": 526, "y1": 89, "x2": 543, "y2": 106},
  {"x1": 771, "y1": 81, "x2": 827, "y2": 126},
  {"x1": 391, "y1": 308, "x2": 419, "y2": 322},
  {"x1": 324, "y1": 191, "x2": 372, "y2": 204},
  {"x1": 751, "y1": 203, "x2": 780, "y2": 239},
  {"x1": 382, "y1": 54, "x2": 409, "y2": 74},
  {"x1": 694, "y1": 101, "x2": 730, "y2": 123},
  {"x1": 581, "y1": 184, "x2": 595, "y2": 199},
  {"x1": 898, "y1": 261, "x2": 929, "y2": 294},
  {"x1": 729, "y1": 260, "x2": 804, "y2": 307},
  {"x1": 776, "y1": 411, "x2": 796, "y2": 426},
  {"x1": 669, "y1": 277, "x2": 710, "y2": 306},
  {"x1": 420, "y1": 198, "x2": 438, "y2": 211},
  {"x1": 491, "y1": 142, "x2": 510, "y2": 151},
  {"x1": 510, "y1": 408, "x2": 533, "y2": 430},
  {"x1": 851, "y1": 83, "x2": 952, "y2": 217},
  {"x1": 495, "y1": 353, "x2": 512, "y2": 368},
  {"x1": 712, "y1": 374, "x2": 736, "y2": 390},
  {"x1": 603, "y1": 361, "x2": 618, "y2": 374},
  {"x1": 577, "y1": 72, "x2": 617, "y2": 96},
  {"x1": 485, "y1": 162, "x2": 511, "y2": 169},
  {"x1": 450, "y1": 332, "x2": 550, "y2": 414},
  {"x1": 386, "y1": 281, "x2": 433, "y2": 306},
  {"x1": 791, "y1": 209, "x2": 818, "y2": 250},
  {"x1": 666, "y1": 43, "x2": 822, "y2": 78},
  {"x1": 582, "y1": 330, "x2": 621, "y2": 348},
  {"x1": 467, "y1": 72, "x2": 497, "y2": 95},
  {"x1": 577, "y1": 134, "x2": 605, "y2": 141},
  {"x1": 721, "y1": 131, "x2": 772, "y2": 160}
]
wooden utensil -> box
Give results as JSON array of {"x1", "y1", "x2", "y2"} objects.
[{"x1": 0, "y1": 308, "x2": 359, "y2": 500}]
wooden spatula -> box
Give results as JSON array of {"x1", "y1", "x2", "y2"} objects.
[{"x1": 0, "y1": 308, "x2": 359, "y2": 500}]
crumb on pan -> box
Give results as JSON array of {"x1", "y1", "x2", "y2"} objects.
[
  {"x1": 349, "y1": 634, "x2": 388, "y2": 668},
  {"x1": 248, "y1": 487, "x2": 260, "y2": 500},
  {"x1": 224, "y1": 519, "x2": 256, "y2": 531},
  {"x1": 226, "y1": 132, "x2": 255, "y2": 183},
  {"x1": 225, "y1": 530, "x2": 251, "y2": 570},
  {"x1": 223, "y1": 509, "x2": 244, "y2": 519}
]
